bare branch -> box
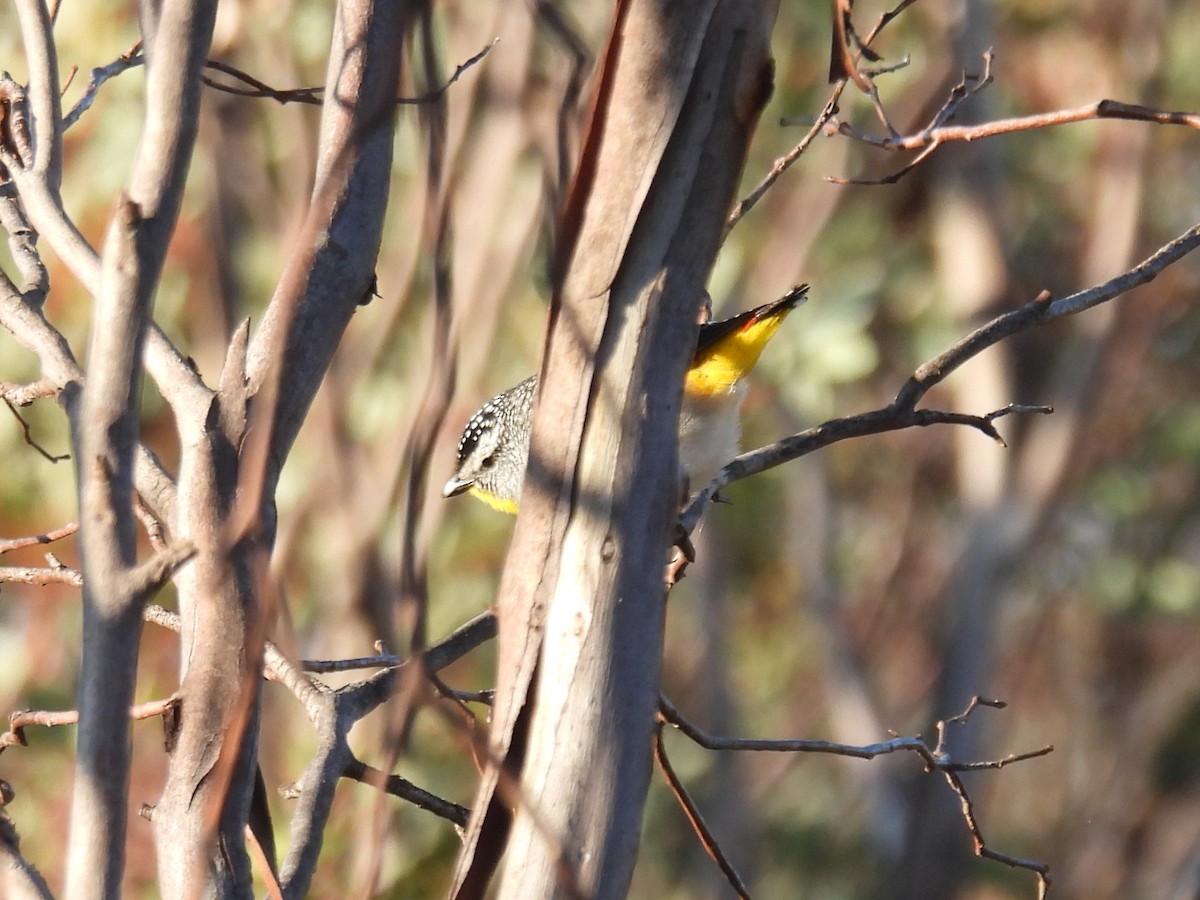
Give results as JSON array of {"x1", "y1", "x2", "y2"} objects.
[
  {"x1": 67, "y1": 0, "x2": 220, "y2": 890},
  {"x1": 10, "y1": 696, "x2": 179, "y2": 732},
  {"x1": 62, "y1": 42, "x2": 144, "y2": 130},
  {"x1": 833, "y1": 95, "x2": 1200, "y2": 155},
  {"x1": 653, "y1": 721, "x2": 751, "y2": 900},
  {"x1": 275, "y1": 608, "x2": 494, "y2": 896},
  {"x1": 301, "y1": 653, "x2": 404, "y2": 674},
  {"x1": 0, "y1": 564, "x2": 81, "y2": 586},
  {"x1": 942, "y1": 768, "x2": 1052, "y2": 898},
  {"x1": 819, "y1": 48, "x2": 1200, "y2": 186},
  {"x1": 200, "y1": 40, "x2": 495, "y2": 107},
  {"x1": 659, "y1": 695, "x2": 1053, "y2": 769},
  {"x1": 728, "y1": 88, "x2": 845, "y2": 232},
  {"x1": 659, "y1": 695, "x2": 1054, "y2": 894},
  {"x1": 0, "y1": 379, "x2": 56, "y2": 406},
  {"x1": 126, "y1": 539, "x2": 195, "y2": 598},
  {"x1": 396, "y1": 39, "x2": 497, "y2": 107},
  {"x1": 342, "y1": 755, "x2": 469, "y2": 828},
  {"x1": 13, "y1": 0, "x2": 63, "y2": 184},
  {"x1": 132, "y1": 493, "x2": 168, "y2": 551},
  {"x1": 0, "y1": 522, "x2": 77, "y2": 555},
  {"x1": 683, "y1": 221, "x2": 1200, "y2": 532},
  {"x1": 0, "y1": 190, "x2": 49, "y2": 305},
  {"x1": 732, "y1": 0, "x2": 924, "y2": 230},
  {"x1": 529, "y1": 0, "x2": 592, "y2": 210},
  {"x1": 4, "y1": 397, "x2": 68, "y2": 462}
]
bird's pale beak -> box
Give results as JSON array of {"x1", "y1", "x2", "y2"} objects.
[{"x1": 442, "y1": 475, "x2": 473, "y2": 498}]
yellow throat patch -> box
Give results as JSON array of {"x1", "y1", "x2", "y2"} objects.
[{"x1": 468, "y1": 484, "x2": 520, "y2": 515}]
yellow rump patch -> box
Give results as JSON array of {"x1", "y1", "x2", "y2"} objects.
[{"x1": 684, "y1": 307, "x2": 794, "y2": 399}]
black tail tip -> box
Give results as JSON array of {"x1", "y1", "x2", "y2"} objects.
[
  {"x1": 765, "y1": 283, "x2": 810, "y2": 316},
  {"x1": 783, "y1": 284, "x2": 810, "y2": 307}
]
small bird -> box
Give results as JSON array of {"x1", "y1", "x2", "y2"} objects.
[{"x1": 443, "y1": 285, "x2": 809, "y2": 514}]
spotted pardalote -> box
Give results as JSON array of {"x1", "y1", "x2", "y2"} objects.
[{"x1": 443, "y1": 285, "x2": 808, "y2": 513}]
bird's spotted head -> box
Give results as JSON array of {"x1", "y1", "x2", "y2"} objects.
[{"x1": 442, "y1": 376, "x2": 536, "y2": 514}]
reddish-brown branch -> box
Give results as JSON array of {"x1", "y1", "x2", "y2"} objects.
[
  {"x1": 824, "y1": 88, "x2": 1200, "y2": 185},
  {"x1": 731, "y1": 0, "x2": 922, "y2": 230},
  {"x1": 3, "y1": 397, "x2": 68, "y2": 462},
  {"x1": 653, "y1": 720, "x2": 751, "y2": 899},
  {"x1": 942, "y1": 768, "x2": 1051, "y2": 899}
]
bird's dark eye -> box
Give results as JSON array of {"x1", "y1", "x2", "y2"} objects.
[{"x1": 481, "y1": 455, "x2": 495, "y2": 469}]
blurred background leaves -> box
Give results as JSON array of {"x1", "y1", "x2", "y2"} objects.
[{"x1": 2, "y1": 0, "x2": 1200, "y2": 897}]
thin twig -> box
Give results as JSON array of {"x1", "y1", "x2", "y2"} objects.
[
  {"x1": 728, "y1": 88, "x2": 845, "y2": 232},
  {"x1": 0, "y1": 522, "x2": 77, "y2": 555},
  {"x1": 0, "y1": 696, "x2": 180, "y2": 752},
  {"x1": 3, "y1": 397, "x2": 68, "y2": 462},
  {"x1": 826, "y1": 79, "x2": 1200, "y2": 185},
  {"x1": 132, "y1": 493, "x2": 168, "y2": 551},
  {"x1": 731, "y1": 0, "x2": 922, "y2": 230},
  {"x1": 61, "y1": 40, "x2": 495, "y2": 134},
  {"x1": 660, "y1": 695, "x2": 1054, "y2": 893},
  {"x1": 659, "y1": 695, "x2": 1053, "y2": 770},
  {"x1": 682, "y1": 222, "x2": 1200, "y2": 533},
  {"x1": 942, "y1": 767, "x2": 1051, "y2": 898},
  {"x1": 653, "y1": 721, "x2": 751, "y2": 899},
  {"x1": 200, "y1": 41, "x2": 496, "y2": 107},
  {"x1": 342, "y1": 756, "x2": 469, "y2": 828},
  {"x1": 301, "y1": 653, "x2": 404, "y2": 674},
  {"x1": 62, "y1": 42, "x2": 143, "y2": 129},
  {"x1": 245, "y1": 823, "x2": 284, "y2": 900}
]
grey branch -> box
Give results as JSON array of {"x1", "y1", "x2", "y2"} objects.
[
  {"x1": 659, "y1": 695, "x2": 1053, "y2": 895},
  {"x1": 683, "y1": 220, "x2": 1200, "y2": 533}
]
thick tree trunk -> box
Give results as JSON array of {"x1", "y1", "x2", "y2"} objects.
[{"x1": 451, "y1": 2, "x2": 780, "y2": 897}]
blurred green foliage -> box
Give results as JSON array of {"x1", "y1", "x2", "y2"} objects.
[{"x1": 2, "y1": 0, "x2": 1200, "y2": 898}]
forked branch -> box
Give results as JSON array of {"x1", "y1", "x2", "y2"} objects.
[
  {"x1": 659, "y1": 695, "x2": 1052, "y2": 898},
  {"x1": 683, "y1": 221, "x2": 1200, "y2": 533}
]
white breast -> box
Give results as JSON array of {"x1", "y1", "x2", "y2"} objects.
[{"x1": 677, "y1": 382, "x2": 745, "y2": 493}]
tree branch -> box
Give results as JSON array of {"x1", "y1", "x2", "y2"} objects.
[
  {"x1": 0, "y1": 522, "x2": 77, "y2": 555},
  {"x1": 66, "y1": 0, "x2": 219, "y2": 892},
  {"x1": 342, "y1": 755, "x2": 469, "y2": 828},
  {"x1": 659, "y1": 695, "x2": 1053, "y2": 895},
  {"x1": 653, "y1": 721, "x2": 750, "y2": 900},
  {"x1": 683, "y1": 221, "x2": 1200, "y2": 533}
]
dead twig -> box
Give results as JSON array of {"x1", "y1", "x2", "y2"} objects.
[
  {"x1": 200, "y1": 41, "x2": 496, "y2": 107},
  {"x1": 653, "y1": 720, "x2": 751, "y2": 899},
  {"x1": 0, "y1": 522, "x2": 76, "y2": 555},
  {"x1": 342, "y1": 755, "x2": 469, "y2": 828},
  {"x1": 0, "y1": 379, "x2": 56, "y2": 407},
  {"x1": 732, "y1": 0, "x2": 921, "y2": 230},
  {"x1": 0, "y1": 696, "x2": 180, "y2": 752},
  {"x1": 62, "y1": 42, "x2": 143, "y2": 129},
  {"x1": 60, "y1": 40, "x2": 495, "y2": 132},
  {"x1": 3, "y1": 397, "x2": 68, "y2": 462},
  {"x1": 821, "y1": 51, "x2": 1200, "y2": 186},
  {"x1": 0, "y1": 564, "x2": 81, "y2": 586},
  {"x1": 660, "y1": 695, "x2": 1053, "y2": 895},
  {"x1": 683, "y1": 222, "x2": 1200, "y2": 533}
]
